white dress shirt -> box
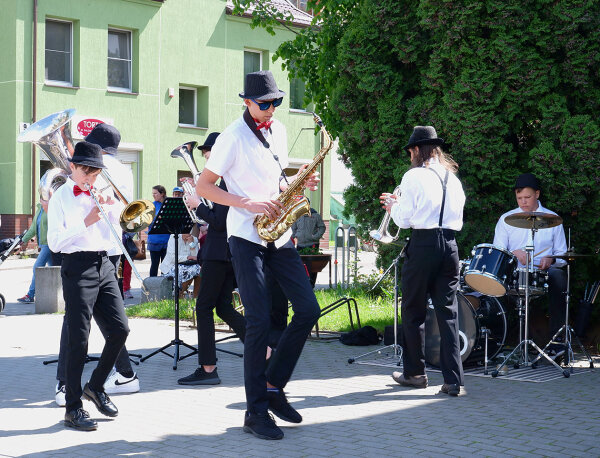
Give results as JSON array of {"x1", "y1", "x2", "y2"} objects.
[
  {"x1": 159, "y1": 235, "x2": 198, "y2": 274},
  {"x1": 390, "y1": 158, "x2": 465, "y2": 231},
  {"x1": 493, "y1": 201, "x2": 567, "y2": 268},
  {"x1": 95, "y1": 154, "x2": 134, "y2": 256},
  {"x1": 47, "y1": 177, "x2": 125, "y2": 254},
  {"x1": 206, "y1": 116, "x2": 291, "y2": 248}
]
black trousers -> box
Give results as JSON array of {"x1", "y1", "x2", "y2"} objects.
[
  {"x1": 57, "y1": 255, "x2": 133, "y2": 382},
  {"x1": 195, "y1": 260, "x2": 246, "y2": 366},
  {"x1": 401, "y1": 229, "x2": 464, "y2": 386},
  {"x1": 149, "y1": 248, "x2": 167, "y2": 277},
  {"x1": 62, "y1": 252, "x2": 129, "y2": 412},
  {"x1": 229, "y1": 237, "x2": 320, "y2": 415}
]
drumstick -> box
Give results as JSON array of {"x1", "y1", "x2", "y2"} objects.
[{"x1": 533, "y1": 247, "x2": 550, "y2": 257}]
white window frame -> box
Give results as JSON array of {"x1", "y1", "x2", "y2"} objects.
[
  {"x1": 244, "y1": 49, "x2": 263, "y2": 73},
  {"x1": 45, "y1": 19, "x2": 73, "y2": 87},
  {"x1": 179, "y1": 86, "x2": 197, "y2": 127},
  {"x1": 107, "y1": 27, "x2": 132, "y2": 93}
]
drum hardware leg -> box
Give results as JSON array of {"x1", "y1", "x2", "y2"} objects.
[
  {"x1": 493, "y1": 229, "x2": 568, "y2": 378},
  {"x1": 531, "y1": 232, "x2": 594, "y2": 372},
  {"x1": 349, "y1": 253, "x2": 403, "y2": 365},
  {"x1": 482, "y1": 327, "x2": 490, "y2": 375}
]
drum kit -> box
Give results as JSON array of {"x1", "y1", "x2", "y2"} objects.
[{"x1": 426, "y1": 211, "x2": 595, "y2": 377}]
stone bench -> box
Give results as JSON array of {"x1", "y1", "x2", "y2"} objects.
[
  {"x1": 141, "y1": 276, "x2": 173, "y2": 303},
  {"x1": 35, "y1": 266, "x2": 64, "y2": 314}
]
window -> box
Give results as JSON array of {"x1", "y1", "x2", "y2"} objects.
[
  {"x1": 179, "y1": 87, "x2": 196, "y2": 126},
  {"x1": 290, "y1": 77, "x2": 307, "y2": 110},
  {"x1": 244, "y1": 50, "x2": 262, "y2": 76},
  {"x1": 291, "y1": 0, "x2": 309, "y2": 12},
  {"x1": 108, "y1": 29, "x2": 132, "y2": 91},
  {"x1": 179, "y1": 85, "x2": 209, "y2": 128},
  {"x1": 45, "y1": 19, "x2": 72, "y2": 85}
]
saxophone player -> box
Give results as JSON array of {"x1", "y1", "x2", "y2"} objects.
[{"x1": 195, "y1": 71, "x2": 320, "y2": 441}]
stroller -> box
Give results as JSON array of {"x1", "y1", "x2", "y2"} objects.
[{"x1": 0, "y1": 232, "x2": 25, "y2": 312}]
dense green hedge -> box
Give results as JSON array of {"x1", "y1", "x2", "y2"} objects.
[{"x1": 232, "y1": 1, "x2": 600, "y2": 323}]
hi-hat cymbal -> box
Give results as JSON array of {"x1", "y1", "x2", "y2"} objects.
[
  {"x1": 549, "y1": 252, "x2": 593, "y2": 261},
  {"x1": 504, "y1": 212, "x2": 563, "y2": 229}
]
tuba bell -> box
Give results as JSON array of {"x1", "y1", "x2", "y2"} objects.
[
  {"x1": 18, "y1": 109, "x2": 155, "y2": 233},
  {"x1": 369, "y1": 185, "x2": 402, "y2": 244}
]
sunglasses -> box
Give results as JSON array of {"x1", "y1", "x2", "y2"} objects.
[{"x1": 251, "y1": 97, "x2": 283, "y2": 111}]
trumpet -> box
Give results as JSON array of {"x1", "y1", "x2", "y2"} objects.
[
  {"x1": 369, "y1": 185, "x2": 402, "y2": 244},
  {"x1": 170, "y1": 141, "x2": 213, "y2": 224}
]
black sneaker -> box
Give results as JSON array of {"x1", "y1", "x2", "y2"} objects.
[
  {"x1": 267, "y1": 389, "x2": 302, "y2": 423},
  {"x1": 177, "y1": 367, "x2": 221, "y2": 385},
  {"x1": 243, "y1": 411, "x2": 284, "y2": 440},
  {"x1": 439, "y1": 384, "x2": 460, "y2": 396}
]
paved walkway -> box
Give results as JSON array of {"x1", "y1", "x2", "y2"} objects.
[{"x1": 1, "y1": 253, "x2": 599, "y2": 457}]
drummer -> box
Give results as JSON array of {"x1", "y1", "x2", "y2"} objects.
[{"x1": 493, "y1": 173, "x2": 568, "y2": 355}]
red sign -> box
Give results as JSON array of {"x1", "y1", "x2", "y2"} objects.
[{"x1": 76, "y1": 119, "x2": 104, "y2": 137}]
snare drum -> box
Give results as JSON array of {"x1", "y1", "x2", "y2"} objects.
[
  {"x1": 464, "y1": 244, "x2": 516, "y2": 297},
  {"x1": 508, "y1": 268, "x2": 548, "y2": 297}
]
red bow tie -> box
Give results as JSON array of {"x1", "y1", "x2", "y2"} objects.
[
  {"x1": 73, "y1": 185, "x2": 91, "y2": 197},
  {"x1": 256, "y1": 120, "x2": 273, "y2": 131}
]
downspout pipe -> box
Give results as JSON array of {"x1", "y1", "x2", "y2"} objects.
[{"x1": 31, "y1": 0, "x2": 38, "y2": 214}]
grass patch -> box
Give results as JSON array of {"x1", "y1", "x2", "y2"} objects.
[{"x1": 126, "y1": 285, "x2": 397, "y2": 334}]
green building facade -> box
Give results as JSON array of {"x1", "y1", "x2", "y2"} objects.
[{"x1": 0, "y1": 0, "x2": 330, "y2": 241}]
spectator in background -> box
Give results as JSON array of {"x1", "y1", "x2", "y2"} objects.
[
  {"x1": 173, "y1": 186, "x2": 184, "y2": 198},
  {"x1": 147, "y1": 185, "x2": 169, "y2": 277},
  {"x1": 17, "y1": 198, "x2": 53, "y2": 303},
  {"x1": 291, "y1": 199, "x2": 326, "y2": 286},
  {"x1": 160, "y1": 231, "x2": 201, "y2": 299}
]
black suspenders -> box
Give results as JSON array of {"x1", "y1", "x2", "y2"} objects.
[{"x1": 428, "y1": 168, "x2": 449, "y2": 228}]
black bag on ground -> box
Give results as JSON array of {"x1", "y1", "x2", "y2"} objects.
[
  {"x1": 383, "y1": 324, "x2": 403, "y2": 346},
  {"x1": 339, "y1": 326, "x2": 380, "y2": 346}
]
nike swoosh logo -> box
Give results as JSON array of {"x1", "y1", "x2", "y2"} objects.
[{"x1": 114, "y1": 378, "x2": 136, "y2": 386}]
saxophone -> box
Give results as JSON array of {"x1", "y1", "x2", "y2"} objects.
[{"x1": 254, "y1": 113, "x2": 334, "y2": 242}]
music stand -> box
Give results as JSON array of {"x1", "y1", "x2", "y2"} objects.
[
  {"x1": 348, "y1": 250, "x2": 404, "y2": 366},
  {"x1": 140, "y1": 197, "x2": 196, "y2": 370}
]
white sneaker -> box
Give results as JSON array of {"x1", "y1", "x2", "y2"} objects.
[
  {"x1": 55, "y1": 382, "x2": 66, "y2": 407},
  {"x1": 104, "y1": 370, "x2": 140, "y2": 394}
]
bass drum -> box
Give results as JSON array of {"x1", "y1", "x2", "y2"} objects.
[{"x1": 425, "y1": 292, "x2": 507, "y2": 367}]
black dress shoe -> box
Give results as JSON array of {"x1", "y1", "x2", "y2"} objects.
[
  {"x1": 440, "y1": 383, "x2": 460, "y2": 396},
  {"x1": 267, "y1": 389, "x2": 302, "y2": 423},
  {"x1": 83, "y1": 383, "x2": 118, "y2": 417},
  {"x1": 64, "y1": 408, "x2": 98, "y2": 431}
]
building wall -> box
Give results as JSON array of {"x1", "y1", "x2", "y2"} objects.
[{"x1": 1, "y1": 0, "x2": 330, "y2": 240}]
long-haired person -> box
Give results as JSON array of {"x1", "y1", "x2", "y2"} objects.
[
  {"x1": 147, "y1": 185, "x2": 169, "y2": 277},
  {"x1": 380, "y1": 126, "x2": 466, "y2": 397}
]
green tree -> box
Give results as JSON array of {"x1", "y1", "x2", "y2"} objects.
[{"x1": 232, "y1": 0, "x2": 600, "y2": 291}]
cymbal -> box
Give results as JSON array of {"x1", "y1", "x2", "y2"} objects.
[
  {"x1": 504, "y1": 212, "x2": 563, "y2": 229},
  {"x1": 549, "y1": 252, "x2": 593, "y2": 261}
]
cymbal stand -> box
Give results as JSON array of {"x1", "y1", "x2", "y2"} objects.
[
  {"x1": 493, "y1": 227, "x2": 568, "y2": 377},
  {"x1": 532, "y1": 229, "x2": 594, "y2": 371}
]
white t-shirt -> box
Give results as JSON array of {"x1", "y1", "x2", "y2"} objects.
[
  {"x1": 390, "y1": 158, "x2": 465, "y2": 231},
  {"x1": 205, "y1": 116, "x2": 291, "y2": 248}
]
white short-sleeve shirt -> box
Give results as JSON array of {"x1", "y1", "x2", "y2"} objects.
[{"x1": 205, "y1": 116, "x2": 290, "y2": 248}]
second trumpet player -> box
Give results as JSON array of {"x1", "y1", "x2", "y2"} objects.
[{"x1": 378, "y1": 125, "x2": 466, "y2": 397}]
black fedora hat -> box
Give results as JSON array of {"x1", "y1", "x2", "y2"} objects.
[
  {"x1": 239, "y1": 70, "x2": 286, "y2": 100},
  {"x1": 198, "y1": 132, "x2": 220, "y2": 151},
  {"x1": 69, "y1": 141, "x2": 106, "y2": 169},
  {"x1": 514, "y1": 173, "x2": 541, "y2": 191},
  {"x1": 403, "y1": 126, "x2": 446, "y2": 152},
  {"x1": 85, "y1": 123, "x2": 121, "y2": 155}
]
